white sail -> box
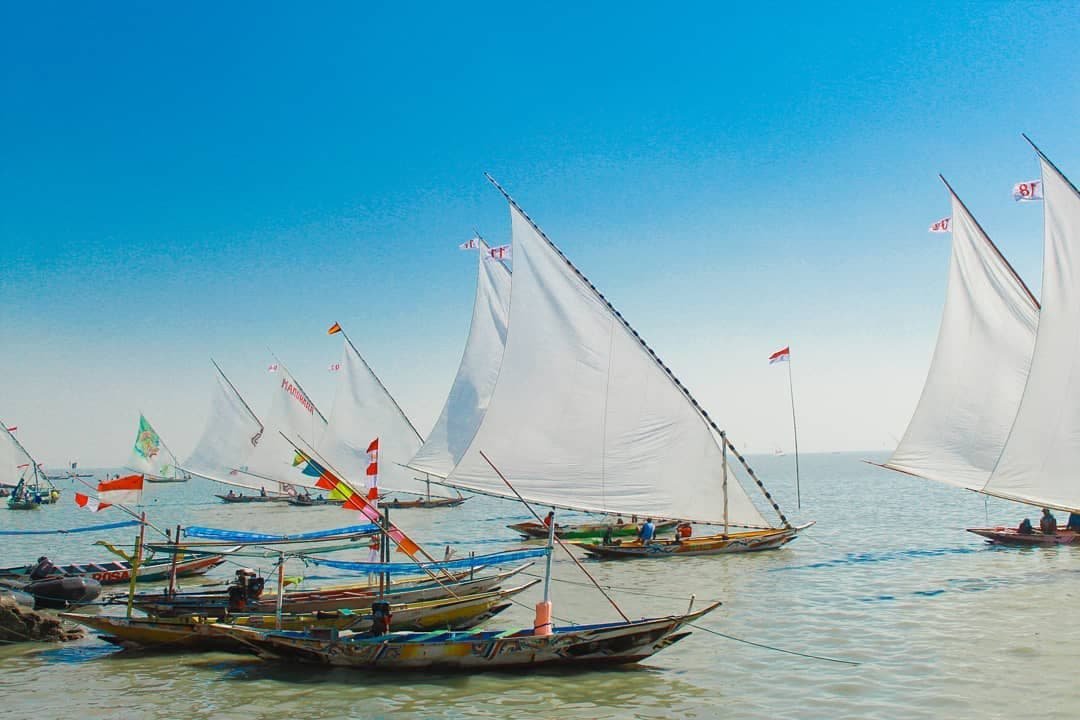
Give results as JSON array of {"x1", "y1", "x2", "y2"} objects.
[
  {"x1": 241, "y1": 362, "x2": 329, "y2": 490},
  {"x1": 983, "y1": 153, "x2": 1080, "y2": 510},
  {"x1": 320, "y1": 335, "x2": 424, "y2": 493},
  {"x1": 127, "y1": 413, "x2": 184, "y2": 479},
  {"x1": 408, "y1": 240, "x2": 512, "y2": 478},
  {"x1": 182, "y1": 362, "x2": 265, "y2": 486},
  {"x1": 0, "y1": 423, "x2": 38, "y2": 487},
  {"x1": 885, "y1": 183, "x2": 1039, "y2": 490},
  {"x1": 442, "y1": 198, "x2": 772, "y2": 528}
]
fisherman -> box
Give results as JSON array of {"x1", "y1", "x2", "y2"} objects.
[
  {"x1": 638, "y1": 518, "x2": 656, "y2": 545},
  {"x1": 29, "y1": 556, "x2": 59, "y2": 580},
  {"x1": 1067, "y1": 512, "x2": 1080, "y2": 532},
  {"x1": 543, "y1": 511, "x2": 555, "y2": 528},
  {"x1": 676, "y1": 522, "x2": 693, "y2": 541},
  {"x1": 259, "y1": 487, "x2": 267, "y2": 497},
  {"x1": 602, "y1": 526, "x2": 615, "y2": 545},
  {"x1": 226, "y1": 489, "x2": 236, "y2": 499},
  {"x1": 1017, "y1": 518, "x2": 1034, "y2": 535},
  {"x1": 1040, "y1": 508, "x2": 1058, "y2": 534}
]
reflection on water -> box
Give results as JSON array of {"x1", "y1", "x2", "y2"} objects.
[{"x1": 3, "y1": 454, "x2": 1080, "y2": 719}]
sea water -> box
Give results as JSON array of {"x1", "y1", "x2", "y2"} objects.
[{"x1": 0, "y1": 452, "x2": 1077, "y2": 719}]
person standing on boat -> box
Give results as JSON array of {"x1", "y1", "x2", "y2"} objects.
[
  {"x1": 1040, "y1": 508, "x2": 1058, "y2": 534},
  {"x1": 638, "y1": 518, "x2": 656, "y2": 545},
  {"x1": 543, "y1": 511, "x2": 555, "y2": 528}
]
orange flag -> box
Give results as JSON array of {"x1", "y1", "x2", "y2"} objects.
[{"x1": 328, "y1": 322, "x2": 342, "y2": 335}]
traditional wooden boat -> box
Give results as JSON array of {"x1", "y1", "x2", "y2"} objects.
[
  {"x1": 2, "y1": 426, "x2": 60, "y2": 510},
  {"x1": 144, "y1": 524, "x2": 377, "y2": 557},
  {"x1": 577, "y1": 525, "x2": 810, "y2": 558},
  {"x1": 0, "y1": 554, "x2": 224, "y2": 586},
  {"x1": 508, "y1": 518, "x2": 677, "y2": 540},
  {"x1": 967, "y1": 527, "x2": 1080, "y2": 546},
  {"x1": 215, "y1": 493, "x2": 288, "y2": 504},
  {"x1": 383, "y1": 495, "x2": 467, "y2": 510},
  {"x1": 125, "y1": 563, "x2": 532, "y2": 617},
  {"x1": 61, "y1": 581, "x2": 538, "y2": 651},
  {"x1": 286, "y1": 494, "x2": 343, "y2": 507},
  {"x1": 215, "y1": 601, "x2": 720, "y2": 671},
  {"x1": 876, "y1": 144, "x2": 1080, "y2": 540}
]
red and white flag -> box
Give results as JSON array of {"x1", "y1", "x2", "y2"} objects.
[
  {"x1": 5, "y1": 426, "x2": 15, "y2": 433},
  {"x1": 267, "y1": 363, "x2": 279, "y2": 373},
  {"x1": 459, "y1": 237, "x2": 480, "y2": 250},
  {"x1": 328, "y1": 362, "x2": 341, "y2": 372},
  {"x1": 928, "y1": 217, "x2": 951, "y2": 233},
  {"x1": 98, "y1": 474, "x2": 144, "y2": 504},
  {"x1": 74, "y1": 492, "x2": 112, "y2": 513},
  {"x1": 769, "y1": 347, "x2": 791, "y2": 364},
  {"x1": 365, "y1": 437, "x2": 379, "y2": 503},
  {"x1": 487, "y1": 244, "x2": 511, "y2": 260},
  {"x1": 1012, "y1": 180, "x2": 1043, "y2": 202}
]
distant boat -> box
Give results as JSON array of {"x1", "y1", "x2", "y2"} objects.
[
  {"x1": 2, "y1": 424, "x2": 59, "y2": 509},
  {"x1": 880, "y1": 141, "x2": 1080, "y2": 546}
]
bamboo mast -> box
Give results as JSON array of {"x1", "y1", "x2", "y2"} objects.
[{"x1": 482, "y1": 174, "x2": 792, "y2": 530}]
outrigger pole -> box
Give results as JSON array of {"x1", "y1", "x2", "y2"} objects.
[{"x1": 483, "y1": 173, "x2": 792, "y2": 529}]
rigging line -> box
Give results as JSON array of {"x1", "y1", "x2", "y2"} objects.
[
  {"x1": 482, "y1": 174, "x2": 791, "y2": 528},
  {"x1": 687, "y1": 623, "x2": 860, "y2": 666}
]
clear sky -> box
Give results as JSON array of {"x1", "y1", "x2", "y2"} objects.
[{"x1": 1, "y1": 2, "x2": 1078, "y2": 467}]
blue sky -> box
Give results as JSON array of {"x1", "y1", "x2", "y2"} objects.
[{"x1": 1, "y1": 2, "x2": 1078, "y2": 466}]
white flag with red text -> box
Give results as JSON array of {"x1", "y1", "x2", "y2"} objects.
[
  {"x1": 1012, "y1": 180, "x2": 1043, "y2": 202},
  {"x1": 929, "y1": 217, "x2": 951, "y2": 233},
  {"x1": 459, "y1": 237, "x2": 480, "y2": 250},
  {"x1": 487, "y1": 244, "x2": 511, "y2": 260}
]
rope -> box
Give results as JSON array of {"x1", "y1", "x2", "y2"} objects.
[{"x1": 687, "y1": 623, "x2": 860, "y2": 666}]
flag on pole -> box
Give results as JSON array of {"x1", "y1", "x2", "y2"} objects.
[
  {"x1": 928, "y1": 217, "x2": 951, "y2": 233},
  {"x1": 267, "y1": 363, "x2": 279, "y2": 373},
  {"x1": 5, "y1": 426, "x2": 15, "y2": 432},
  {"x1": 97, "y1": 474, "x2": 144, "y2": 504},
  {"x1": 459, "y1": 237, "x2": 480, "y2": 250},
  {"x1": 365, "y1": 437, "x2": 379, "y2": 501},
  {"x1": 1012, "y1": 180, "x2": 1043, "y2": 202},
  {"x1": 74, "y1": 492, "x2": 112, "y2": 513},
  {"x1": 487, "y1": 244, "x2": 511, "y2": 260},
  {"x1": 769, "y1": 347, "x2": 791, "y2": 364},
  {"x1": 328, "y1": 322, "x2": 343, "y2": 335}
]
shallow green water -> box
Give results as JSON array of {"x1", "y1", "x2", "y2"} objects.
[{"x1": 1, "y1": 453, "x2": 1077, "y2": 719}]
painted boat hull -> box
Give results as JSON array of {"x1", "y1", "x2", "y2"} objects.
[
  {"x1": 508, "y1": 519, "x2": 678, "y2": 540},
  {"x1": 217, "y1": 602, "x2": 721, "y2": 671},
  {"x1": 967, "y1": 527, "x2": 1080, "y2": 546},
  {"x1": 0, "y1": 555, "x2": 225, "y2": 586},
  {"x1": 576, "y1": 526, "x2": 807, "y2": 558},
  {"x1": 215, "y1": 494, "x2": 288, "y2": 503},
  {"x1": 129, "y1": 564, "x2": 532, "y2": 616},
  {"x1": 383, "y1": 497, "x2": 467, "y2": 509}
]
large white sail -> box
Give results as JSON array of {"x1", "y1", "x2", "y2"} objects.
[
  {"x1": 407, "y1": 240, "x2": 512, "y2": 478},
  {"x1": 182, "y1": 362, "x2": 265, "y2": 486},
  {"x1": 320, "y1": 334, "x2": 424, "y2": 492},
  {"x1": 442, "y1": 196, "x2": 772, "y2": 527},
  {"x1": 241, "y1": 362, "x2": 329, "y2": 490},
  {"x1": 885, "y1": 183, "x2": 1039, "y2": 490},
  {"x1": 983, "y1": 152, "x2": 1080, "y2": 511},
  {"x1": 0, "y1": 423, "x2": 37, "y2": 487}
]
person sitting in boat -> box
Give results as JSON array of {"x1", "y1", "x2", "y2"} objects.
[
  {"x1": 259, "y1": 487, "x2": 267, "y2": 497},
  {"x1": 226, "y1": 490, "x2": 236, "y2": 499},
  {"x1": 675, "y1": 522, "x2": 693, "y2": 542},
  {"x1": 602, "y1": 526, "x2": 615, "y2": 545},
  {"x1": 615, "y1": 516, "x2": 624, "y2": 525},
  {"x1": 543, "y1": 511, "x2": 556, "y2": 528},
  {"x1": 1040, "y1": 508, "x2": 1058, "y2": 534},
  {"x1": 638, "y1": 518, "x2": 656, "y2": 545},
  {"x1": 1067, "y1": 512, "x2": 1080, "y2": 532},
  {"x1": 1017, "y1": 518, "x2": 1034, "y2": 535},
  {"x1": 29, "y1": 556, "x2": 59, "y2": 580}
]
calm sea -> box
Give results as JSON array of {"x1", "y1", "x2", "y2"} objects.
[{"x1": 1, "y1": 452, "x2": 1077, "y2": 719}]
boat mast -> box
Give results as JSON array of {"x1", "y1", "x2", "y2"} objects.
[
  {"x1": 483, "y1": 174, "x2": 792, "y2": 529},
  {"x1": 721, "y1": 431, "x2": 729, "y2": 535}
]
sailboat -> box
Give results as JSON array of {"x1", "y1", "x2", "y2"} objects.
[
  {"x1": 322, "y1": 326, "x2": 465, "y2": 509},
  {"x1": 128, "y1": 414, "x2": 191, "y2": 483},
  {"x1": 432, "y1": 177, "x2": 808, "y2": 557},
  {"x1": 2, "y1": 424, "x2": 59, "y2": 509},
  {"x1": 882, "y1": 139, "x2": 1080, "y2": 545}
]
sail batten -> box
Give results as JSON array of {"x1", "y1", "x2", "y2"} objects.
[
  {"x1": 407, "y1": 239, "x2": 511, "y2": 479},
  {"x1": 440, "y1": 181, "x2": 775, "y2": 527},
  {"x1": 886, "y1": 180, "x2": 1039, "y2": 491}
]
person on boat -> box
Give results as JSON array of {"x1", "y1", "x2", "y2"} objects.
[
  {"x1": 226, "y1": 490, "x2": 236, "y2": 499},
  {"x1": 259, "y1": 487, "x2": 267, "y2": 497},
  {"x1": 638, "y1": 518, "x2": 656, "y2": 545},
  {"x1": 1067, "y1": 512, "x2": 1080, "y2": 532},
  {"x1": 29, "y1": 556, "x2": 59, "y2": 580},
  {"x1": 676, "y1": 522, "x2": 693, "y2": 541},
  {"x1": 1017, "y1": 518, "x2": 1034, "y2": 535},
  {"x1": 1040, "y1": 508, "x2": 1058, "y2": 534},
  {"x1": 543, "y1": 511, "x2": 555, "y2": 528},
  {"x1": 615, "y1": 516, "x2": 624, "y2": 525},
  {"x1": 602, "y1": 526, "x2": 615, "y2": 545}
]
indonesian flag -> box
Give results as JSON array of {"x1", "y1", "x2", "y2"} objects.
[
  {"x1": 769, "y1": 347, "x2": 791, "y2": 364},
  {"x1": 487, "y1": 244, "x2": 511, "y2": 260},
  {"x1": 5, "y1": 426, "x2": 15, "y2": 433},
  {"x1": 74, "y1": 492, "x2": 111, "y2": 513},
  {"x1": 459, "y1": 237, "x2": 480, "y2": 250},
  {"x1": 365, "y1": 438, "x2": 379, "y2": 503},
  {"x1": 98, "y1": 474, "x2": 144, "y2": 504},
  {"x1": 928, "y1": 217, "x2": 951, "y2": 233},
  {"x1": 327, "y1": 322, "x2": 343, "y2": 335},
  {"x1": 1012, "y1": 180, "x2": 1043, "y2": 202}
]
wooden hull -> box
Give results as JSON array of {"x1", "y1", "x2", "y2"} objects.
[
  {"x1": 215, "y1": 494, "x2": 288, "y2": 503},
  {"x1": 383, "y1": 497, "x2": 467, "y2": 509},
  {"x1": 217, "y1": 602, "x2": 721, "y2": 671},
  {"x1": 62, "y1": 582, "x2": 537, "y2": 651},
  {"x1": 145, "y1": 476, "x2": 189, "y2": 484},
  {"x1": 286, "y1": 497, "x2": 344, "y2": 507},
  {"x1": 967, "y1": 527, "x2": 1080, "y2": 546},
  {"x1": 577, "y1": 526, "x2": 805, "y2": 558},
  {"x1": 508, "y1": 519, "x2": 678, "y2": 540},
  {"x1": 130, "y1": 564, "x2": 532, "y2": 616},
  {"x1": 0, "y1": 555, "x2": 225, "y2": 586}
]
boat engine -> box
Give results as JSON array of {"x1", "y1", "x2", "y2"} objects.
[{"x1": 227, "y1": 568, "x2": 265, "y2": 611}]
